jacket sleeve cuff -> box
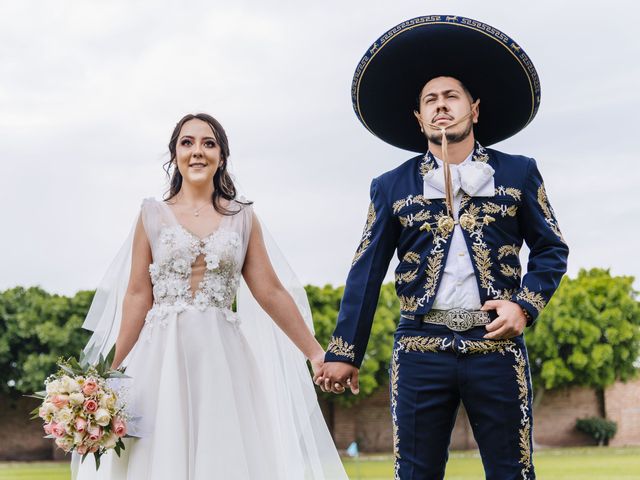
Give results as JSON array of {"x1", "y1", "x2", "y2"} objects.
[
  {"x1": 324, "y1": 336, "x2": 359, "y2": 366},
  {"x1": 511, "y1": 286, "x2": 547, "y2": 326}
]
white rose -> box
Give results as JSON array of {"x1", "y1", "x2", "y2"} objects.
[
  {"x1": 94, "y1": 408, "x2": 111, "y2": 427},
  {"x1": 46, "y1": 380, "x2": 62, "y2": 395},
  {"x1": 55, "y1": 436, "x2": 74, "y2": 453},
  {"x1": 99, "y1": 393, "x2": 116, "y2": 410},
  {"x1": 101, "y1": 432, "x2": 118, "y2": 450},
  {"x1": 61, "y1": 375, "x2": 81, "y2": 393},
  {"x1": 42, "y1": 401, "x2": 57, "y2": 416},
  {"x1": 73, "y1": 431, "x2": 85, "y2": 444},
  {"x1": 57, "y1": 407, "x2": 74, "y2": 425},
  {"x1": 69, "y1": 392, "x2": 85, "y2": 406}
]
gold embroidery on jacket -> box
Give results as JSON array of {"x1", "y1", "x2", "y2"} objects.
[
  {"x1": 498, "y1": 244, "x2": 521, "y2": 260},
  {"x1": 396, "y1": 268, "x2": 419, "y2": 284},
  {"x1": 403, "y1": 251, "x2": 421, "y2": 264},
  {"x1": 392, "y1": 194, "x2": 431, "y2": 214},
  {"x1": 398, "y1": 210, "x2": 431, "y2": 228},
  {"x1": 352, "y1": 202, "x2": 376, "y2": 266},
  {"x1": 516, "y1": 286, "x2": 547, "y2": 313},
  {"x1": 399, "y1": 294, "x2": 419, "y2": 312},
  {"x1": 473, "y1": 143, "x2": 490, "y2": 163},
  {"x1": 460, "y1": 205, "x2": 497, "y2": 295},
  {"x1": 327, "y1": 336, "x2": 355, "y2": 361},
  {"x1": 537, "y1": 184, "x2": 565, "y2": 242},
  {"x1": 500, "y1": 264, "x2": 521, "y2": 278},
  {"x1": 496, "y1": 288, "x2": 517, "y2": 301},
  {"x1": 495, "y1": 185, "x2": 523, "y2": 201},
  {"x1": 482, "y1": 201, "x2": 518, "y2": 217}
]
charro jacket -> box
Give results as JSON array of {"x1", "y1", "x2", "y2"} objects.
[{"x1": 325, "y1": 143, "x2": 569, "y2": 367}]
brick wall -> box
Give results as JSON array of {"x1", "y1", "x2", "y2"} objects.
[
  {"x1": 325, "y1": 378, "x2": 640, "y2": 452},
  {"x1": 532, "y1": 386, "x2": 600, "y2": 446},
  {"x1": 606, "y1": 378, "x2": 640, "y2": 446},
  {"x1": 0, "y1": 396, "x2": 52, "y2": 461}
]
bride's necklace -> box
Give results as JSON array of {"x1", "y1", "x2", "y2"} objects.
[{"x1": 192, "y1": 202, "x2": 210, "y2": 217}]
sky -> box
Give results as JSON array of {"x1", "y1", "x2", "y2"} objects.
[{"x1": 0, "y1": 0, "x2": 638, "y2": 295}]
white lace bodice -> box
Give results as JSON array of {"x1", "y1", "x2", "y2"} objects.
[{"x1": 141, "y1": 198, "x2": 252, "y2": 313}]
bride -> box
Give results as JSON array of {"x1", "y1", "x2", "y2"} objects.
[{"x1": 73, "y1": 113, "x2": 348, "y2": 479}]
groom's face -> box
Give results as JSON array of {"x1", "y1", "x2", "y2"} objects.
[{"x1": 415, "y1": 76, "x2": 479, "y2": 145}]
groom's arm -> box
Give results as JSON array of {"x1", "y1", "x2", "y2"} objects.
[
  {"x1": 512, "y1": 158, "x2": 569, "y2": 325},
  {"x1": 325, "y1": 176, "x2": 400, "y2": 368}
]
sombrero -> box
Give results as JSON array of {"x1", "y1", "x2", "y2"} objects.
[{"x1": 352, "y1": 15, "x2": 541, "y2": 152}]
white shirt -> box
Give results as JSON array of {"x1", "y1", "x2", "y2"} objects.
[{"x1": 423, "y1": 153, "x2": 495, "y2": 310}]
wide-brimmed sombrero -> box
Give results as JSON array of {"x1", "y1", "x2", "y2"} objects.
[{"x1": 352, "y1": 15, "x2": 541, "y2": 152}]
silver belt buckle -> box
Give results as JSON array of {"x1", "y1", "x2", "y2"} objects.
[{"x1": 444, "y1": 308, "x2": 475, "y2": 332}]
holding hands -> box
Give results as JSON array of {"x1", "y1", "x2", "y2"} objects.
[{"x1": 313, "y1": 361, "x2": 360, "y2": 395}]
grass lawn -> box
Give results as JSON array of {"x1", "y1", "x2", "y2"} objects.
[{"x1": 1, "y1": 447, "x2": 638, "y2": 479}]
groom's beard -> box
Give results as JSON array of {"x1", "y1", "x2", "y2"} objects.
[{"x1": 426, "y1": 120, "x2": 473, "y2": 145}]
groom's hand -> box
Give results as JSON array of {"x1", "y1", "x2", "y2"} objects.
[
  {"x1": 314, "y1": 362, "x2": 359, "y2": 395},
  {"x1": 482, "y1": 300, "x2": 527, "y2": 340}
]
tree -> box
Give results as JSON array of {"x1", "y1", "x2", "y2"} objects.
[
  {"x1": 307, "y1": 282, "x2": 399, "y2": 407},
  {"x1": 525, "y1": 268, "x2": 640, "y2": 418},
  {"x1": 0, "y1": 286, "x2": 92, "y2": 396}
]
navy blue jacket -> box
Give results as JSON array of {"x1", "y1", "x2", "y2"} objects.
[{"x1": 326, "y1": 143, "x2": 569, "y2": 367}]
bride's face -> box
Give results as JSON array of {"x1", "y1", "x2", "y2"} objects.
[{"x1": 175, "y1": 119, "x2": 222, "y2": 187}]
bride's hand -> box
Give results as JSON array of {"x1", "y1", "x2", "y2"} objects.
[{"x1": 309, "y1": 352, "x2": 325, "y2": 379}]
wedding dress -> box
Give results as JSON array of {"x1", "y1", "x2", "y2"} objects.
[{"x1": 73, "y1": 198, "x2": 347, "y2": 479}]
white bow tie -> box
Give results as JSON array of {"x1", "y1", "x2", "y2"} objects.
[{"x1": 423, "y1": 161, "x2": 495, "y2": 199}]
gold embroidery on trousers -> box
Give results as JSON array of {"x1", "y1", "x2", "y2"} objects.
[
  {"x1": 456, "y1": 338, "x2": 533, "y2": 477},
  {"x1": 392, "y1": 336, "x2": 533, "y2": 478},
  {"x1": 391, "y1": 336, "x2": 447, "y2": 479}
]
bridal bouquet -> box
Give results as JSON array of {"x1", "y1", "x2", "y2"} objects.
[{"x1": 30, "y1": 351, "x2": 130, "y2": 468}]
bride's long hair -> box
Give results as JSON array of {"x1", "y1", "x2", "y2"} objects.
[{"x1": 163, "y1": 113, "x2": 250, "y2": 215}]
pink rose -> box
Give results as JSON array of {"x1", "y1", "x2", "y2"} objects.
[
  {"x1": 112, "y1": 417, "x2": 127, "y2": 437},
  {"x1": 83, "y1": 399, "x2": 98, "y2": 413},
  {"x1": 87, "y1": 425, "x2": 103, "y2": 442},
  {"x1": 51, "y1": 422, "x2": 66, "y2": 438},
  {"x1": 76, "y1": 444, "x2": 88, "y2": 455},
  {"x1": 43, "y1": 422, "x2": 53, "y2": 435},
  {"x1": 89, "y1": 444, "x2": 99, "y2": 453},
  {"x1": 74, "y1": 417, "x2": 87, "y2": 433},
  {"x1": 50, "y1": 394, "x2": 69, "y2": 409},
  {"x1": 82, "y1": 378, "x2": 99, "y2": 396}
]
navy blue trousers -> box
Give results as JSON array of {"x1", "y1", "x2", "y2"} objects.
[{"x1": 390, "y1": 319, "x2": 535, "y2": 480}]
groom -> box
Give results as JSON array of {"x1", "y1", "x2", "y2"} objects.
[{"x1": 316, "y1": 16, "x2": 568, "y2": 479}]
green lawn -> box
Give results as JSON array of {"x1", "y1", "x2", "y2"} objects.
[{"x1": 1, "y1": 447, "x2": 639, "y2": 479}]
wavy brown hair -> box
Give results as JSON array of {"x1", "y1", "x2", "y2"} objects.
[{"x1": 163, "y1": 113, "x2": 250, "y2": 215}]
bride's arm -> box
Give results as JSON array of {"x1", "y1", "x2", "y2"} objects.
[
  {"x1": 241, "y1": 212, "x2": 325, "y2": 370},
  {"x1": 111, "y1": 216, "x2": 154, "y2": 369}
]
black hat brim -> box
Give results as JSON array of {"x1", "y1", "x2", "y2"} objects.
[{"x1": 352, "y1": 15, "x2": 541, "y2": 152}]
